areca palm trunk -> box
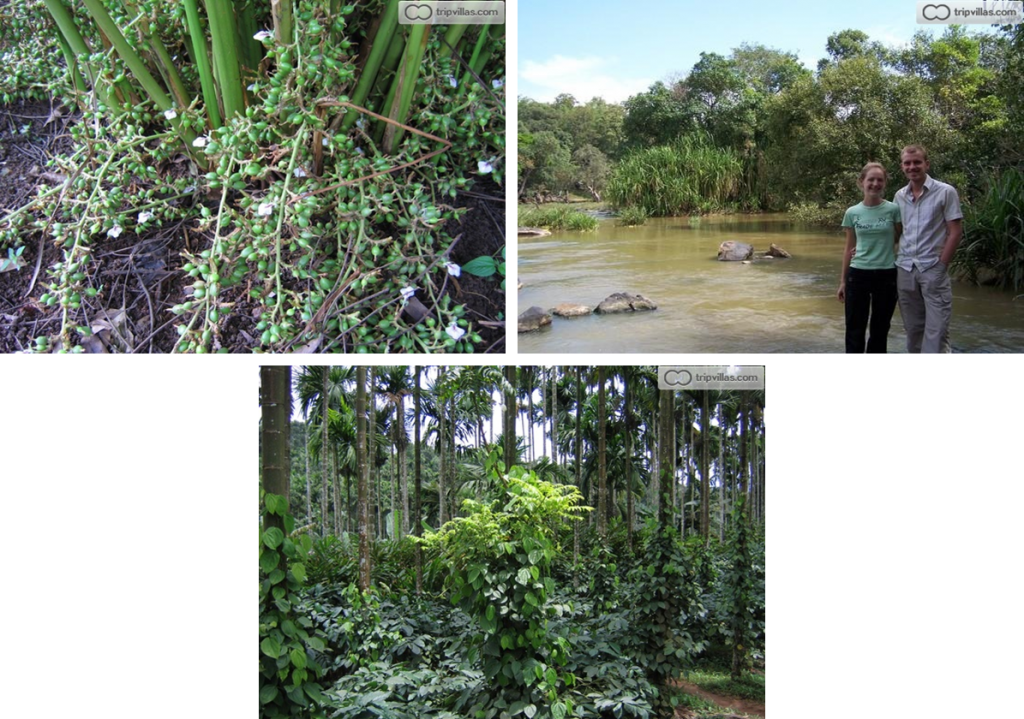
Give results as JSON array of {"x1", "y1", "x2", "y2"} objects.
[
  {"x1": 439, "y1": 391, "x2": 447, "y2": 525},
  {"x1": 413, "y1": 365, "x2": 422, "y2": 593},
  {"x1": 321, "y1": 368, "x2": 330, "y2": 536},
  {"x1": 260, "y1": 366, "x2": 291, "y2": 536},
  {"x1": 658, "y1": 387, "x2": 673, "y2": 528},
  {"x1": 597, "y1": 366, "x2": 607, "y2": 540},
  {"x1": 356, "y1": 367, "x2": 371, "y2": 591},
  {"x1": 701, "y1": 392, "x2": 710, "y2": 544},
  {"x1": 625, "y1": 369, "x2": 634, "y2": 551}
]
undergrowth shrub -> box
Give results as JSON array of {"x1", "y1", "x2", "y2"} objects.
[
  {"x1": 716, "y1": 498, "x2": 765, "y2": 679},
  {"x1": 517, "y1": 206, "x2": 599, "y2": 231},
  {"x1": 419, "y1": 466, "x2": 589, "y2": 719},
  {"x1": 626, "y1": 520, "x2": 707, "y2": 715},
  {"x1": 260, "y1": 491, "x2": 330, "y2": 718}
]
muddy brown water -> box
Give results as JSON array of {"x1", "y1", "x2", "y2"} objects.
[{"x1": 518, "y1": 213, "x2": 1024, "y2": 353}]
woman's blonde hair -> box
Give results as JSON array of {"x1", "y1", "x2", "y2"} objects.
[{"x1": 858, "y1": 162, "x2": 888, "y2": 183}]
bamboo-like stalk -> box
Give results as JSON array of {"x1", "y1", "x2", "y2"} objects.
[
  {"x1": 182, "y1": 0, "x2": 222, "y2": 128},
  {"x1": 341, "y1": 0, "x2": 399, "y2": 132},
  {"x1": 462, "y1": 24, "x2": 492, "y2": 82},
  {"x1": 41, "y1": 0, "x2": 118, "y2": 113},
  {"x1": 233, "y1": 0, "x2": 262, "y2": 83},
  {"x1": 270, "y1": 0, "x2": 294, "y2": 46},
  {"x1": 204, "y1": 0, "x2": 245, "y2": 121},
  {"x1": 384, "y1": 22, "x2": 431, "y2": 153}
]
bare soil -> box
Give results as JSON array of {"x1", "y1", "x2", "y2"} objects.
[{"x1": 672, "y1": 677, "x2": 766, "y2": 719}]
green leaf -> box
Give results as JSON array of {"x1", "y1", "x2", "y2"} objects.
[
  {"x1": 275, "y1": 596, "x2": 291, "y2": 613},
  {"x1": 304, "y1": 683, "x2": 324, "y2": 703},
  {"x1": 290, "y1": 647, "x2": 307, "y2": 669},
  {"x1": 261, "y1": 636, "x2": 282, "y2": 659},
  {"x1": 528, "y1": 549, "x2": 543, "y2": 565},
  {"x1": 516, "y1": 567, "x2": 531, "y2": 585},
  {"x1": 461, "y1": 255, "x2": 497, "y2": 277},
  {"x1": 552, "y1": 703, "x2": 566, "y2": 719},
  {"x1": 264, "y1": 493, "x2": 285, "y2": 515},
  {"x1": 524, "y1": 704, "x2": 537, "y2": 718},
  {"x1": 260, "y1": 684, "x2": 279, "y2": 705},
  {"x1": 509, "y1": 700, "x2": 527, "y2": 716},
  {"x1": 263, "y1": 527, "x2": 284, "y2": 549},
  {"x1": 260, "y1": 549, "x2": 279, "y2": 574},
  {"x1": 290, "y1": 563, "x2": 306, "y2": 583},
  {"x1": 307, "y1": 636, "x2": 325, "y2": 652}
]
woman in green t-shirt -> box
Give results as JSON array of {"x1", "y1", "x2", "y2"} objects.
[{"x1": 837, "y1": 162, "x2": 903, "y2": 353}]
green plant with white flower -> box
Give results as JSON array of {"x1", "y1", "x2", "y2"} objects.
[
  {"x1": 458, "y1": 246, "x2": 506, "y2": 291},
  {"x1": 1, "y1": 0, "x2": 505, "y2": 353}
]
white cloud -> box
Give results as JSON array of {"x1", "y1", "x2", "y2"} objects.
[{"x1": 520, "y1": 55, "x2": 653, "y2": 104}]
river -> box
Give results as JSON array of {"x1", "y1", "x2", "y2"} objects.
[{"x1": 517, "y1": 213, "x2": 1024, "y2": 353}]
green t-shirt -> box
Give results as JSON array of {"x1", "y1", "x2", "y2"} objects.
[{"x1": 841, "y1": 200, "x2": 901, "y2": 270}]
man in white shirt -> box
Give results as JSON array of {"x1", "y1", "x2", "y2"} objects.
[{"x1": 894, "y1": 145, "x2": 963, "y2": 353}]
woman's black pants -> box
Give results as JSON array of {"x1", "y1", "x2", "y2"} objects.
[{"x1": 845, "y1": 267, "x2": 898, "y2": 353}]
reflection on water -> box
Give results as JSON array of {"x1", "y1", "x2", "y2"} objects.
[{"x1": 518, "y1": 213, "x2": 1024, "y2": 353}]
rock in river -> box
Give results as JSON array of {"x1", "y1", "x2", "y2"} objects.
[
  {"x1": 551, "y1": 303, "x2": 593, "y2": 317},
  {"x1": 718, "y1": 240, "x2": 754, "y2": 261},
  {"x1": 518, "y1": 306, "x2": 552, "y2": 332},
  {"x1": 594, "y1": 292, "x2": 658, "y2": 314},
  {"x1": 766, "y1": 243, "x2": 791, "y2": 258}
]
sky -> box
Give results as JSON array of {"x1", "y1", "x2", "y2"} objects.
[{"x1": 517, "y1": 0, "x2": 974, "y2": 103}]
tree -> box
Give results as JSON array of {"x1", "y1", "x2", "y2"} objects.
[
  {"x1": 657, "y1": 387, "x2": 674, "y2": 528},
  {"x1": 597, "y1": 366, "x2": 607, "y2": 539},
  {"x1": 377, "y1": 366, "x2": 412, "y2": 537},
  {"x1": 572, "y1": 144, "x2": 610, "y2": 201},
  {"x1": 622, "y1": 81, "x2": 693, "y2": 148},
  {"x1": 356, "y1": 367, "x2": 371, "y2": 592},
  {"x1": 504, "y1": 366, "x2": 517, "y2": 471},
  {"x1": 261, "y1": 366, "x2": 292, "y2": 537},
  {"x1": 414, "y1": 365, "x2": 423, "y2": 594}
]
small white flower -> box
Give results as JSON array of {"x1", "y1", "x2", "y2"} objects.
[
  {"x1": 192, "y1": 135, "x2": 209, "y2": 148},
  {"x1": 445, "y1": 323, "x2": 466, "y2": 341},
  {"x1": 164, "y1": 108, "x2": 177, "y2": 120},
  {"x1": 477, "y1": 159, "x2": 493, "y2": 174},
  {"x1": 322, "y1": 137, "x2": 329, "y2": 147},
  {"x1": 448, "y1": 75, "x2": 458, "y2": 88},
  {"x1": 355, "y1": 147, "x2": 364, "y2": 155},
  {"x1": 138, "y1": 211, "x2": 154, "y2": 223},
  {"x1": 253, "y1": 30, "x2": 273, "y2": 41},
  {"x1": 400, "y1": 286, "x2": 416, "y2": 300},
  {"x1": 107, "y1": 225, "x2": 123, "y2": 238},
  {"x1": 356, "y1": 117, "x2": 365, "y2": 129},
  {"x1": 446, "y1": 262, "x2": 461, "y2": 277},
  {"x1": 248, "y1": 83, "x2": 257, "y2": 92},
  {"x1": 492, "y1": 78, "x2": 504, "y2": 89},
  {"x1": 183, "y1": 185, "x2": 196, "y2": 194},
  {"x1": 257, "y1": 202, "x2": 274, "y2": 216},
  {"x1": 294, "y1": 167, "x2": 307, "y2": 178}
]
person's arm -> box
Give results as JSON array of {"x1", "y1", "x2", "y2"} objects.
[
  {"x1": 894, "y1": 222, "x2": 902, "y2": 256},
  {"x1": 838, "y1": 228, "x2": 856, "y2": 302},
  {"x1": 939, "y1": 218, "x2": 963, "y2": 266}
]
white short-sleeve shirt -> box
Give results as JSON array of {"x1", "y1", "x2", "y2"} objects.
[{"x1": 894, "y1": 175, "x2": 963, "y2": 272}]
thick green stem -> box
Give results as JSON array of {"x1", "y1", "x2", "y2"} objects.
[
  {"x1": 204, "y1": 0, "x2": 246, "y2": 121},
  {"x1": 385, "y1": 22, "x2": 431, "y2": 152},
  {"x1": 182, "y1": 0, "x2": 222, "y2": 128},
  {"x1": 342, "y1": 0, "x2": 399, "y2": 131}
]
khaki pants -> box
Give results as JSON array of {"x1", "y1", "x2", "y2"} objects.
[{"x1": 897, "y1": 263, "x2": 952, "y2": 353}]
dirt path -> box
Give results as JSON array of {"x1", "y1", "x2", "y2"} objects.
[{"x1": 672, "y1": 677, "x2": 766, "y2": 718}]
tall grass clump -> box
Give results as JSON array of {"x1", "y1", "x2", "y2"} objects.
[
  {"x1": 606, "y1": 134, "x2": 743, "y2": 216},
  {"x1": 953, "y1": 167, "x2": 1024, "y2": 291},
  {"x1": 617, "y1": 205, "x2": 648, "y2": 226},
  {"x1": 518, "y1": 206, "x2": 598, "y2": 231}
]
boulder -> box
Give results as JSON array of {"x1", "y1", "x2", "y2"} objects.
[
  {"x1": 717, "y1": 240, "x2": 754, "y2": 261},
  {"x1": 594, "y1": 292, "x2": 658, "y2": 314},
  {"x1": 518, "y1": 227, "x2": 551, "y2": 238},
  {"x1": 518, "y1": 306, "x2": 552, "y2": 333},
  {"x1": 550, "y1": 303, "x2": 593, "y2": 317},
  {"x1": 766, "y1": 243, "x2": 791, "y2": 258}
]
